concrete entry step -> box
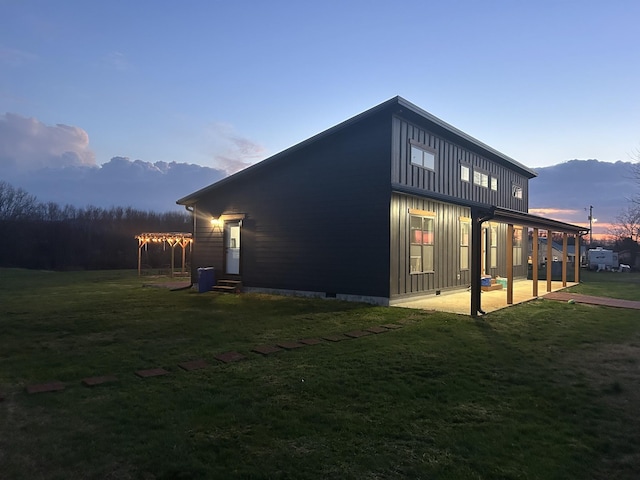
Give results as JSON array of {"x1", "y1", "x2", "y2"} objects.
[{"x1": 213, "y1": 279, "x2": 242, "y2": 293}]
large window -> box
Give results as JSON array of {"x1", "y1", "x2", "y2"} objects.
[
  {"x1": 460, "y1": 219, "x2": 470, "y2": 270},
  {"x1": 410, "y1": 215, "x2": 434, "y2": 273},
  {"x1": 490, "y1": 225, "x2": 498, "y2": 268},
  {"x1": 410, "y1": 143, "x2": 436, "y2": 171},
  {"x1": 513, "y1": 227, "x2": 523, "y2": 266}
]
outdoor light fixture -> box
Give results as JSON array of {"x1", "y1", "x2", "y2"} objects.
[{"x1": 210, "y1": 217, "x2": 224, "y2": 228}]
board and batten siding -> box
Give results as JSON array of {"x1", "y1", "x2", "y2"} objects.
[
  {"x1": 191, "y1": 113, "x2": 393, "y2": 299},
  {"x1": 391, "y1": 116, "x2": 530, "y2": 211},
  {"x1": 390, "y1": 193, "x2": 472, "y2": 297},
  {"x1": 390, "y1": 194, "x2": 529, "y2": 299}
]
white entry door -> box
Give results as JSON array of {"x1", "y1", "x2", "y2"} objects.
[{"x1": 225, "y1": 221, "x2": 241, "y2": 274}]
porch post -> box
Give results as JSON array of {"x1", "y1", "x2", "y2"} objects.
[
  {"x1": 562, "y1": 233, "x2": 568, "y2": 286},
  {"x1": 470, "y1": 208, "x2": 483, "y2": 316},
  {"x1": 532, "y1": 228, "x2": 539, "y2": 297},
  {"x1": 546, "y1": 231, "x2": 553, "y2": 292},
  {"x1": 574, "y1": 234, "x2": 580, "y2": 283},
  {"x1": 506, "y1": 224, "x2": 514, "y2": 305}
]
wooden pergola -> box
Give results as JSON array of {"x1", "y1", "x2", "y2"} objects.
[{"x1": 135, "y1": 232, "x2": 193, "y2": 277}]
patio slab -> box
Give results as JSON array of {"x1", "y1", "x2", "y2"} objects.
[
  {"x1": 214, "y1": 351, "x2": 246, "y2": 363},
  {"x1": 26, "y1": 381, "x2": 65, "y2": 394},
  {"x1": 392, "y1": 280, "x2": 578, "y2": 315},
  {"x1": 299, "y1": 338, "x2": 323, "y2": 346},
  {"x1": 82, "y1": 375, "x2": 118, "y2": 387},
  {"x1": 381, "y1": 323, "x2": 403, "y2": 330}
]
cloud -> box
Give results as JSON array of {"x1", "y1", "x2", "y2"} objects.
[
  {"x1": 205, "y1": 122, "x2": 266, "y2": 174},
  {"x1": 0, "y1": 113, "x2": 97, "y2": 172},
  {"x1": 0, "y1": 45, "x2": 38, "y2": 67},
  {"x1": 102, "y1": 51, "x2": 130, "y2": 71},
  {"x1": 5, "y1": 156, "x2": 227, "y2": 211}
]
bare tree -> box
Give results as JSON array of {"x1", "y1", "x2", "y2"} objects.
[
  {"x1": 0, "y1": 181, "x2": 39, "y2": 220},
  {"x1": 608, "y1": 205, "x2": 640, "y2": 242}
]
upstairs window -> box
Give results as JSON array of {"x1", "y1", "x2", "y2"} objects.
[
  {"x1": 490, "y1": 177, "x2": 498, "y2": 191},
  {"x1": 473, "y1": 170, "x2": 489, "y2": 188},
  {"x1": 410, "y1": 143, "x2": 436, "y2": 171},
  {"x1": 461, "y1": 165, "x2": 470, "y2": 182},
  {"x1": 512, "y1": 184, "x2": 523, "y2": 199}
]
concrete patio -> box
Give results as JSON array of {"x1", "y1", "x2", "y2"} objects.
[{"x1": 391, "y1": 279, "x2": 577, "y2": 315}]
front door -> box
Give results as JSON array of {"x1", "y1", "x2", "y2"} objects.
[{"x1": 225, "y1": 221, "x2": 241, "y2": 275}]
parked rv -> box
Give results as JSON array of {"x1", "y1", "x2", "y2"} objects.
[{"x1": 587, "y1": 247, "x2": 619, "y2": 271}]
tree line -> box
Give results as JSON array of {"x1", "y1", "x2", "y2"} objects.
[{"x1": 0, "y1": 181, "x2": 191, "y2": 271}]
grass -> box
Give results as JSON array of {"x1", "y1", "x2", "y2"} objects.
[{"x1": 1, "y1": 269, "x2": 640, "y2": 479}]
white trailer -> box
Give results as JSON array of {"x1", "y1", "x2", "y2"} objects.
[{"x1": 587, "y1": 247, "x2": 619, "y2": 271}]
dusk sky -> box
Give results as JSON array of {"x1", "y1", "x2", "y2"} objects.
[{"x1": 1, "y1": 0, "x2": 639, "y2": 221}]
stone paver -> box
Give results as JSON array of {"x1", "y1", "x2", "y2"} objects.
[
  {"x1": 382, "y1": 323, "x2": 403, "y2": 330},
  {"x1": 82, "y1": 375, "x2": 118, "y2": 387},
  {"x1": 135, "y1": 368, "x2": 169, "y2": 378},
  {"x1": 252, "y1": 345, "x2": 283, "y2": 355},
  {"x1": 26, "y1": 381, "x2": 65, "y2": 394},
  {"x1": 178, "y1": 359, "x2": 209, "y2": 371},
  {"x1": 366, "y1": 326, "x2": 389, "y2": 334},
  {"x1": 299, "y1": 338, "x2": 323, "y2": 346},
  {"x1": 544, "y1": 292, "x2": 640, "y2": 310},
  {"x1": 344, "y1": 330, "x2": 373, "y2": 338},
  {"x1": 322, "y1": 334, "x2": 350, "y2": 342},
  {"x1": 277, "y1": 341, "x2": 305, "y2": 350},
  {"x1": 214, "y1": 351, "x2": 246, "y2": 363}
]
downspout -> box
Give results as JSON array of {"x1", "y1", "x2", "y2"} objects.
[
  {"x1": 184, "y1": 204, "x2": 196, "y2": 284},
  {"x1": 470, "y1": 206, "x2": 496, "y2": 317}
]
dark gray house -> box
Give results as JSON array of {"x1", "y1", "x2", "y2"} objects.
[{"x1": 177, "y1": 97, "x2": 585, "y2": 315}]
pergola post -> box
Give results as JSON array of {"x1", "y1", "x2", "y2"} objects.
[{"x1": 134, "y1": 232, "x2": 193, "y2": 277}]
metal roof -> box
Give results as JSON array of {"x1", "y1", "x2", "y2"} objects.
[{"x1": 177, "y1": 96, "x2": 537, "y2": 205}]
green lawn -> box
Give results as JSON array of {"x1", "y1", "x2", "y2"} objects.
[{"x1": 1, "y1": 269, "x2": 639, "y2": 479}]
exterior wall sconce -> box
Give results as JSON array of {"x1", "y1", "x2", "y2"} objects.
[{"x1": 210, "y1": 217, "x2": 224, "y2": 229}]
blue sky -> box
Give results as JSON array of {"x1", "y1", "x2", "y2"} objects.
[{"x1": 2, "y1": 0, "x2": 639, "y2": 175}]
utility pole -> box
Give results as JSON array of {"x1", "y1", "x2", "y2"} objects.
[{"x1": 588, "y1": 205, "x2": 595, "y2": 246}]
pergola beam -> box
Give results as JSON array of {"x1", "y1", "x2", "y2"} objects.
[{"x1": 135, "y1": 232, "x2": 193, "y2": 276}]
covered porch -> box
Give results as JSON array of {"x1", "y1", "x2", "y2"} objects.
[{"x1": 392, "y1": 279, "x2": 577, "y2": 315}]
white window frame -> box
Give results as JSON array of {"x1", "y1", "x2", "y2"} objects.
[
  {"x1": 410, "y1": 214, "x2": 435, "y2": 274},
  {"x1": 490, "y1": 177, "x2": 498, "y2": 191},
  {"x1": 473, "y1": 170, "x2": 489, "y2": 188},
  {"x1": 461, "y1": 165, "x2": 470, "y2": 182},
  {"x1": 410, "y1": 142, "x2": 436, "y2": 171},
  {"x1": 512, "y1": 184, "x2": 523, "y2": 199}
]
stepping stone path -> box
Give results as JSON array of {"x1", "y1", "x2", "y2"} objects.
[
  {"x1": 135, "y1": 368, "x2": 169, "y2": 378},
  {"x1": 82, "y1": 375, "x2": 118, "y2": 387},
  {"x1": 19, "y1": 322, "x2": 409, "y2": 396},
  {"x1": 26, "y1": 381, "x2": 65, "y2": 394},
  {"x1": 252, "y1": 345, "x2": 283, "y2": 355},
  {"x1": 214, "y1": 351, "x2": 246, "y2": 363},
  {"x1": 178, "y1": 359, "x2": 209, "y2": 371}
]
